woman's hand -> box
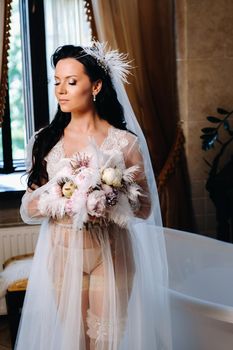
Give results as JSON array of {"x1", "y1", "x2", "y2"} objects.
[{"x1": 25, "y1": 183, "x2": 44, "y2": 219}]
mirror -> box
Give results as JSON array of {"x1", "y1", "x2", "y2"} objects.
[{"x1": 0, "y1": 0, "x2": 12, "y2": 125}]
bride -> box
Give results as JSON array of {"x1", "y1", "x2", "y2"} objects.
[{"x1": 15, "y1": 43, "x2": 172, "y2": 350}]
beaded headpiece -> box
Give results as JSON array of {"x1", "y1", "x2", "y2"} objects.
[{"x1": 82, "y1": 41, "x2": 132, "y2": 84}]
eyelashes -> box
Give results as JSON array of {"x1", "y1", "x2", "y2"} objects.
[{"x1": 54, "y1": 80, "x2": 77, "y2": 86}]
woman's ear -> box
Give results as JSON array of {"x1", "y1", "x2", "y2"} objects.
[{"x1": 92, "y1": 79, "x2": 102, "y2": 96}]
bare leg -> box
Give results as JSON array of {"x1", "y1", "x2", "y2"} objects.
[
  {"x1": 87, "y1": 261, "x2": 125, "y2": 350},
  {"x1": 88, "y1": 262, "x2": 106, "y2": 350}
]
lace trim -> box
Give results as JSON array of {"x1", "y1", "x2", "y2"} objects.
[
  {"x1": 102, "y1": 127, "x2": 129, "y2": 151},
  {"x1": 45, "y1": 139, "x2": 63, "y2": 162},
  {"x1": 86, "y1": 309, "x2": 126, "y2": 341},
  {"x1": 45, "y1": 127, "x2": 130, "y2": 179},
  {"x1": 45, "y1": 140, "x2": 64, "y2": 179}
]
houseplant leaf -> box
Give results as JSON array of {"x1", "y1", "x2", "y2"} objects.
[
  {"x1": 207, "y1": 116, "x2": 222, "y2": 123},
  {"x1": 201, "y1": 127, "x2": 216, "y2": 134},
  {"x1": 217, "y1": 108, "x2": 228, "y2": 115}
]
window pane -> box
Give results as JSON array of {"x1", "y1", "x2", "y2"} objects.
[
  {"x1": 44, "y1": 0, "x2": 92, "y2": 120},
  {"x1": 8, "y1": 0, "x2": 26, "y2": 161}
]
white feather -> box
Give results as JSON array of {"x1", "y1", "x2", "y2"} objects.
[
  {"x1": 37, "y1": 186, "x2": 67, "y2": 219},
  {"x1": 82, "y1": 41, "x2": 133, "y2": 84},
  {"x1": 0, "y1": 258, "x2": 32, "y2": 297},
  {"x1": 72, "y1": 191, "x2": 88, "y2": 229},
  {"x1": 108, "y1": 192, "x2": 133, "y2": 227},
  {"x1": 127, "y1": 182, "x2": 142, "y2": 202},
  {"x1": 123, "y1": 165, "x2": 140, "y2": 183}
]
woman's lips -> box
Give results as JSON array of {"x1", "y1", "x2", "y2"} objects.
[{"x1": 59, "y1": 99, "x2": 69, "y2": 103}]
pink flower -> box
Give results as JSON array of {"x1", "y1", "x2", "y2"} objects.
[
  {"x1": 70, "y1": 153, "x2": 91, "y2": 173},
  {"x1": 102, "y1": 184, "x2": 112, "y2": 194},
  {"x1": 86, "y1": 190, "x2": 106, "y2": 217},
  {"x1": 65, "y1": 198, "x2": 73, "y2": 216}
]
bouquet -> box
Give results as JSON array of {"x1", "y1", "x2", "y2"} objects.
[{"x1": 38, "y1": 149, "x2": 143, "y2": 228}]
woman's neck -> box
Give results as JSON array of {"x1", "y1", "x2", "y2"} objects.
[{"x1": 68, "y1": 111, "x2": 101, "y2": 134}]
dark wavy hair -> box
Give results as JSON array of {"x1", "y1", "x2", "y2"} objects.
[{"x1": 27, "y1": 45, "x2": 129, "y2": 189}]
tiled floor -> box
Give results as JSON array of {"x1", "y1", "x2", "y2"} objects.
[{"x1": 0, "y1": 316, "x2": 11, "y2": 350}]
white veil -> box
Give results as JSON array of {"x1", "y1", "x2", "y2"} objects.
[{"x1": 112, "y1": 78, "x2": 172, "y2": 349}]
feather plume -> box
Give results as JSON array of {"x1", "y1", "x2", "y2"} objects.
[
  {"x1": 108, "y1": 192, "x2": 133, "y2": 227},
  {"x1": 123, "y1": 165, "x2": 140, "y2": 183},
  {"x1": 38, "y1": 190, "x2": 67, "y2": 219},
  {"x1": 82, "y1": 41, "x2": 133, "y2": 84},
  {"x1": 127, "y1": 182, "x2": 142, "y2": 202},
  {"x1": 0, "y1": 258, "x2": 32, "y2": 298},
  {"x1": 72, "y1": 191, "x2": 88, "y2": 229}
]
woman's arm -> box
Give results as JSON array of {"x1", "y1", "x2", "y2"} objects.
[
  {"x1": 20, "y1": 185, "x2": 46, "y2": 224},
  {"x1": 124, "y1": 136, "x2": 152, "y2": 220}
]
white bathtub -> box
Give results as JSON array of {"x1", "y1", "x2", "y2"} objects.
[{"x1": 164, "y1": 228, "x2": 233, "y2": 350}]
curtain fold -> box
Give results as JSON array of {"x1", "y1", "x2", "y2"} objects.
[
  {"x1": 0, "y1": 0, "x2": 12, "y2": 125},
  {"x1": 91, "y1": 0, "x2": 195, "y2": 230}
]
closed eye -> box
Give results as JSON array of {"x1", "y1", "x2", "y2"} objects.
[
  {"x1": 68, "y1": 80, "x2": 77, "y2": 85},
  {"x1": 54, "y1": 81, "x2": 77, "y2": 86}
]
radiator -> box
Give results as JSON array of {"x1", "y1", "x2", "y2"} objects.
[{"x1": 0, "y1": 225, "x2": 40, "y2": 271}]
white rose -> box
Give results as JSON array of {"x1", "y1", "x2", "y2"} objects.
[{"x1": 101, "y1": 167, "x2": 122, "y2": 187}]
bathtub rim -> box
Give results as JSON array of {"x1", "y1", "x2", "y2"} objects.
[{"x1": 169, "y1": 288, "x2": 233, "y2": 323}]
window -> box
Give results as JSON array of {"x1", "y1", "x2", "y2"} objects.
[
  {"x1": 0, "y1": 0, "x2": 49, "y2": 175},
  {"x1": 0, "y1": 0, "x2": 92, "y2": 179}
]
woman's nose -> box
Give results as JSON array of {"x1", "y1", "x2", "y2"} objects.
[{"x1": 57, "y1": 82, "x2": 67, "y2": 95}]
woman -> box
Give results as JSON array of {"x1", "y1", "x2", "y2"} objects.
[{"x1": 15, "y1": 43, "x2": 171, "y2": 350}]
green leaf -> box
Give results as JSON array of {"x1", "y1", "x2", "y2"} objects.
[
  {"x1": 201, "y1": 133, "x2": 218, "y2": 150},
  {"x1": 207, "y1": 116, "x2": 222, "y2": 123},
  {"x1": 217, "y1": 107, "x2": 228, "y2": 115},
  {"x1": 201, "y1": 127, "x2": 216, "y2": 134},
  {"x1": 224, "y1": 120, "x2": 230, "y2": 130}
]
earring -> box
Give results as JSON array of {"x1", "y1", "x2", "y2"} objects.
[{"x1": 93, "y1": 94, "x2": 96, "y2": 102}]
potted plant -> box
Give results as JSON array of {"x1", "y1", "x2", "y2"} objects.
[{"x1": 201, "y1": 108, "x2": 233, "y2": 242}]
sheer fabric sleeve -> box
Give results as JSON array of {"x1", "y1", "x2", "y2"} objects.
[
  {"x1": 20, "y1": 132, "x2": 48, "y2": 225},
  {"x1": 124, "y1": 133, "x2": 152, "y2": 220},
  {"x1": 20, "y1": 187, "x2": 47, "y2": 225}
]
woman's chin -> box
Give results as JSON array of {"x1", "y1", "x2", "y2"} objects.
[{"x1": 59, "y1": 105, "x2": 72, "y2": 113}]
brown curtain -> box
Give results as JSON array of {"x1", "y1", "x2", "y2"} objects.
[
  {"x1": 90, "y1": 0, "x2": 195, "y2": 231},
  {"x1": 0, "y1": 0, "x2": 12, "y2": 126}
]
